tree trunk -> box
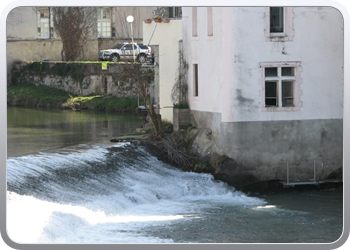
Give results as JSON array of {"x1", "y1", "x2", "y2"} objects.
[{"x1": 144, "y1": 93, "x2": 162, "y2": 137}]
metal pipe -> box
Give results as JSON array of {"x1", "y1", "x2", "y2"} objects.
[
  {"x1": 287, "y1": 161, "x2": 289, "y2": 185},
  {"x1": 314, "y1": 160, "x2": 316, "y2": 183}
]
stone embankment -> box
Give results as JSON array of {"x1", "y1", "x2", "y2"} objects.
[{"x1": 113, "y1": 125, "x2": 343, "y2": 192}]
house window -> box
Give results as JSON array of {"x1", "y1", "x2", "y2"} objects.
[
  {"x1": 168, "y1": 7, "x2": 181, "y2": 18},
  {"x1": 270, "y1": 7, "x2": 284, "y2": 34},
  {"x1": 265, "y1": 7, "x2": 294, "y2": 41},
  {"x1": 260, "y1": 62, "x2": 301, "y2": 111},
  {"x1": 192, "y1": 7, "x2": 198, "y2": 37},
  {"x1": 98, "y1": 8, "x2": 111, "y2": 38},
  {"x1": 207, "y1": 7, "x2": 213, "y2": 36},
  {"x1": 193, "y1": 64, "x2": 199, "y2": 97},
  {"x1": 39, "y1": 7, "x2": 50, "y2": 39}
]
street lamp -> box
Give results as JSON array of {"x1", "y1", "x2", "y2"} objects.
[{"x1": 126, "y1": 15, "x2": 135, "y2": 62}]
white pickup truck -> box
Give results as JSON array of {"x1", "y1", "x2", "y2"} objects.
[{"x1": 99, "y1": 43, "x2": 151, "y2": 63}]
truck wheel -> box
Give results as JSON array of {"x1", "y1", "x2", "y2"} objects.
[
  {"x1": 138, "y1": 55, "x2": 147, "y2": 64},
  {"x1": 111, "y1": 54, "x2": 120, "y2": 62}
]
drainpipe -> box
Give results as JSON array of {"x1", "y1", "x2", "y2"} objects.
[{"x1": 178, "y1": 39, "x2": 183, "y2": 104}]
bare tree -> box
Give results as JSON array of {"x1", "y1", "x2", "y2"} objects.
[
  {"x1": 118, "y1": 63, "x2": 162, "y2": 137},
  {"x1": 52, "y1": 7, "x2": 96, "y2": 61}
]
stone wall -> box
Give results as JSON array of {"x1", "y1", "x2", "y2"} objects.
[{"x1": 11, "y1": 61, "x2": 155, "y2": 99}]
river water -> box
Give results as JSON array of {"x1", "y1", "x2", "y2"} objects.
[{"x1": 6, "y1": 107, "x2": 343, "y2": 244}]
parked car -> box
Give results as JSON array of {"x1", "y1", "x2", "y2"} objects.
[{"x1": 99, "y1": 43, "x2": 151, "y2": 63}]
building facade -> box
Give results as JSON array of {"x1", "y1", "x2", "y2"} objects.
[
  {"x1": 182, "y1": 7, "x2": 343, "y2": 183},
  {"x1": 6, "y1": 7, "x2": 154, "y2": 83},
  {"x1": 143, "y1": 18, "x2": 182, "y2": 122}
]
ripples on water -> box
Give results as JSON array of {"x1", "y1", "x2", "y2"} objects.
[{"x1": 6, "y1": 143, "x2": 343, "y2": 244}]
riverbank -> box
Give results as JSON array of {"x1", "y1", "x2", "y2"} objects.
[{"x1": 7, "y1": 84, "x2": 140, "y2": 113}]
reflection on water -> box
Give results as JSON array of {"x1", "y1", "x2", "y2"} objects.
[{"x1": 7, "y1": 107, "x2": 144, "y2": 157}]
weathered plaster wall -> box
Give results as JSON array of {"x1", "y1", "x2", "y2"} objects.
[
  {"x1": 181, "y1": 7, "x2": 343, "y2": 184},
  {"x1": 230, "y1": 7, "x2": 343, "y2": 122},
  {"x1": 181, "y1": 7, "x2": 225, "y2": 116},
  {"x1": 182, "y1": 7, "x2": 343, "y2": 122},
  {"x1": 190, "y1": 110, "x2": 343, "y2": 184},
  {"x1": 143, "y1": 19, "x2": 183, "y2": 122},
  {"x1": 7, "y1": 7, "x2": 39, "y2": 40}
]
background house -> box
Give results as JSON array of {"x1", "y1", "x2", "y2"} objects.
[
  {"x1": 143, "y1": 7, "x2": 182, "y2": 122},
  {"x1": 182, "y1": 7, "x2": 343, "y2": 184},
  {"x1": 6, "y1": 7, "x2": 154, "y2": 84}
]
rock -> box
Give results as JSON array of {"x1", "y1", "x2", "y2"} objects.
[
  {"x1": 110, "y1": 139, "x2": 121, "y2": 142},
  {"x1": 326, "y1": 167, "x2": 342, "y2": 179},
  {"x1": 135, "y1": 128, "x2": 144, "y2": 133},
  {"x1": 193, "y1": 162, "x2": 214, "y2": 174}
]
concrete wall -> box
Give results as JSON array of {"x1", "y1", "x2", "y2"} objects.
[
  {"x1": 143, "y1": 19, "x2": 183, "y2": 122},
  {"x1": 181, "y1": 7, "x2": 343, "y2": 183},
  {"x1": 190, "y1": 110, "x2": 343, "y2": 183}
]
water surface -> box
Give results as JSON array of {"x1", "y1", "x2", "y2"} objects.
[
  {"x1": 6, "y1": 107, "x2": 343, "y2": 244},
  {"x1": 7, "y1": 107, "x2": 143, "y2": 157}
]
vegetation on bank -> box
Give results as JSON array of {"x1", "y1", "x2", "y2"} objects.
[
  {"x1": 7, "y1": 84, "x2": 140, "y2": 113},
  {"x1": 7, "y1": 84, "x2": 72, "y2": 108},
  {"x1": 64, "y1": 95, "x2": 140, "y2": 113}
]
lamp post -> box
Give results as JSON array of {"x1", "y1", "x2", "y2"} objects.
[{"x1": 126, "y1": 15, "x2": 135, "y2": 62}]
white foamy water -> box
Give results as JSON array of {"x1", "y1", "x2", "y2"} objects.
[{"x1": 6, "y1": 144, "x2": 266, "y2": 243}]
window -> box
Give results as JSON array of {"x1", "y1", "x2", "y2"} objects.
[
  {"x1": 193, "y1": 64, "x2": 199, "y2": 97},
  {"x1": 123, "y1": 44, "x2": 136, "y2": 50},
  {"x1": 270, "y1": 7, "x2": 284, "y2": 34},
  {"x1": 260, "y1": 62, "x2": 301, "y2": 111},
  {"x1": 98, "y1": 8, "x2": 111, "y2": 38},
  {"x1": 192, "y1": 7, "x2": 198, "y2": 37},
  {"x1": 265, "y1": 7, "x2": 294, "y2": 41},
  {"x1": 38, "y1": 7, "x2": 50, "y2": 39},
  {"x1": 168, "y1": 7, "x2": 182, "y2": 18},
  {"x1": 207, "y1": 7, "x2": 213, "y2": 37}
]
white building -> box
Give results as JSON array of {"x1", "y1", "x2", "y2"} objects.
[
  {"x1": 143, "y1": 18, "x2": 183, "y2": 122},
  {"x1": 182, "y1": 7, "x2": 343, "y2": 184}
]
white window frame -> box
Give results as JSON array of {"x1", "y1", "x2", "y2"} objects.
[
  {"x1": 260, "y1": 62, "x2": 302, "y2": 112},
  {"x1": 38, "y1": 7, "x2": 51, "y2": 39},
  {"x1": 97, "y1": 8, "x2": 112, "y2": 38},
  {"x1": 269, "y1": 7, "x2": 285, "y2": 37},
  {"x1": 265, "y1": 7, "x2": 294, "y2": 42}
]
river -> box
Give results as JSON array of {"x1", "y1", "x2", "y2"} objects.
[{"x1": 6, "y1": 107, "x2": 343, "y2": 244}]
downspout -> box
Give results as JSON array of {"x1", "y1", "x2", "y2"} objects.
[{"x1": 178, "y1": 39, "x2": 183, "y2": 104}]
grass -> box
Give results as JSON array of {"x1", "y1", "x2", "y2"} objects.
[
  {"x1": 7, "y1": 84, "x2": 72, "y2": 107},
  {"x1": 63, "y1": 93, "x2": 142, "y2": 113},
  {"x1": 8, "y1": 84, "x2": 141, "y2": 113}
]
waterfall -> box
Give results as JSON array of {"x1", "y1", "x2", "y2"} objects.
[{"x1": 7, "y1": 143, "x2": 265, "y2": 243}]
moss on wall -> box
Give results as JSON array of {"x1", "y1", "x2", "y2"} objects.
[{"x1": 19, "y1": 62, "x2": 86, "y2": 83}]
